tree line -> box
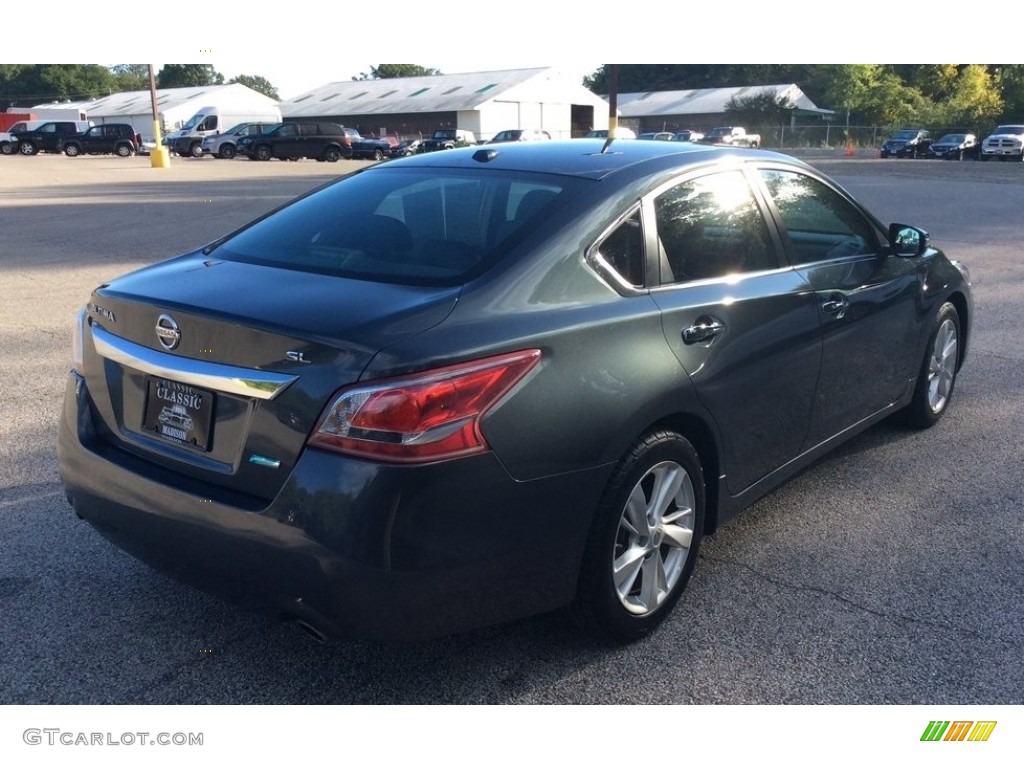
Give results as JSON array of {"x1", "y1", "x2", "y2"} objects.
[
  {"x1": 585, "y1": 65, "x2": 1024, "y2": 127},
  {"x1": 0, "y1": 64, "x2": 447, "y2": 109},
  {"x1": 0, "y1": 65, "x2": 281, "y2": 107}
]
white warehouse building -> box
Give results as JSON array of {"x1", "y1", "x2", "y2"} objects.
[
  {"x1": 31, "y1": 83, "x2": 281, "y2": 143},
  {"x1": 279, "y1": 67, "x2": 611, "y2": 141}
]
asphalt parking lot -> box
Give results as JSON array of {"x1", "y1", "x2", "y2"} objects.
[{"x1": 1, "y1": 151, "x2": 1022, "y2": 705}]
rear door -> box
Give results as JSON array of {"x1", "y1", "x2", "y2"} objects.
[
  {"x1": 644, "y1": 167, "x2": 822, "y2": 494},
  {"x1": 754, "y1": 165, "x2": 923, "y2": 448}
]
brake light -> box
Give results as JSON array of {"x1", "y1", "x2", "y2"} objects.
[{"x1": 309, "y1": 349, "x2": 541, "y2": 463}]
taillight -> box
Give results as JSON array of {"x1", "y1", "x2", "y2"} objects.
[
  {"x1": 71, "y1": 307, "x2": 87, "y2": 373},
  {"x1": 309, "y1": 349, "x2": 541, "y2": 463}
]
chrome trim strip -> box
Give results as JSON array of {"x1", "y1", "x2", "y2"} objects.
[{"x1": 91, "y1": 324, "x2": 298, "y2": 400}]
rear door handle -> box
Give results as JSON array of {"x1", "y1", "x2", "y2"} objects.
[{"x1": 682, "y1": 317, "x2": 726, "y2": 345}]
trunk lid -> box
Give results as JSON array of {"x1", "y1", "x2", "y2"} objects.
[{"x1": 82, "y1": 253, "x2": 460, "y2": 501}]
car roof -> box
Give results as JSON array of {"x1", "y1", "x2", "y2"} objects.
[{"x1": 381, "y1": 138, "x2": 799, "y2": 180}]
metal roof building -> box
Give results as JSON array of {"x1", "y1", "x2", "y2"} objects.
[
  {"x1": 279, "y1": 68, "x2": 611, "y2": 141},
  {"x1": 31, "y1": 83, "x2": 281, "y2": 142},
  {"x1": 615, "y1": 83, "x2": 834, "y2": 132}
]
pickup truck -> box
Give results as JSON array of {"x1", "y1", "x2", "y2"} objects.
[
  {"x1": 979, "y1": 124, "x2": 1024, "y2": 161},
  {"x1": 699, "y1": 126, "x2": 761, "y2": 148}
]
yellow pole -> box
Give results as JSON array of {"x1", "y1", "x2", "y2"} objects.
[{"x1": 148, "y1": 65, "x2": 170, "y2": 168}]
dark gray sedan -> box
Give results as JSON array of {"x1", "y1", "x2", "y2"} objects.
[{"x1": 58, "y1": 141, "x2": 972, "y2": 642}]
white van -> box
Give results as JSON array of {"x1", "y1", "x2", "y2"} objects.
[{"x1": 168, "y1": 105, "x2": 283, "y2": 157}]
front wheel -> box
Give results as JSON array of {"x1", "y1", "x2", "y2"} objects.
[
  {"x1": 218, "y1": 144, "x2": 235, "y2": 159},
  {"x1": 0, "y1": 141, "x2": 12, "y2": 155},
  {"x1": 255, "y1": 145, "x2": 272, "y2": 161},
  {"x1": 373, "y1": 148, "x2": 384, "y2": 161},
  {"x1": 901, "y1": 302, "x2": 962, "y2": 428},
  {"x1": 190, "y1": 142, "x2": 203, "y2": 158},
  {"x1": 64, "y1": 143, "x2": 81, "y2": 157},
  {"x1": 573, "y1": 430, "x2": 705, "y2": 642},
  {"x1": 19, "y1": 141, "x2": 37, "y2": 156}
]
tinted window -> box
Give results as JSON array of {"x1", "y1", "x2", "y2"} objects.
[
  {"x1": 654, "y1": 170, "x2": 777, "y2": 284},
  {"x1": 216, "y1": 168, "x2": 580, "y2": 286},
  {"x1": 597, "y1": 210, "x2": 645, "y2": 287},
  {"x1": 759, "y1": 169, "x2": 880, "y2": 263}
]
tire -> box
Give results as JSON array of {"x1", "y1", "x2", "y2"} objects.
[
  {"x1": 322, "y1": 147, "x2": 341, "y2": 163},
  {"x1": 218, "y1": 144, "x2": 235, "y2": 159},
  {"x1": 255, "y1": 145, "x2": 272, "y2": 162},
  {"x1": 19, "y1": 141, "x2": 37, "y2": 156},
  {"x1": 901, "y1": 302, "x2": 961, "y2": 429},
  {"x1": 573, "y1": 430, "x2": 705, "y2": 642},
  {"x1": 115, "y1": 143, "x2": 132, "y2": 158},
  {"x1": 956, "y1": 149, "x2": 964, "y2": 161},
  {"x1": 190, "y1": 142, "x2": 203, "y2": 158},
  {"x1": 64, "y1": 143, "x2": 81, "y2": 157},
  {"x1": 0, "y1": 141, "x2": 12, "y2": 155},
  {"x1": 373, "y1": 148, "x2": 384, "y2": 161}
]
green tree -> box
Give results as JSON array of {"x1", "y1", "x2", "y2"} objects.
[
  {"x1": 724, "y1": 90, "x2": 796, "y2": 125},
  {"x1": 354, "y1": 64, "x2": 441, "y2": 80},
  {"x1": 229, "y1": 74, "x2": 279, "y2": 100},
  {"x1": 933, "y1": 65, "x2": 1003, "y2": 126},
  {"x1": 994, "y1": 65, "x2": 1024, "y2": 121},
  {"x1": 157, "y1": 64, "x2": 224, "y2": 88},
  {"x1": 110, "y1": 64, "x2": 150, "y2": 92}
]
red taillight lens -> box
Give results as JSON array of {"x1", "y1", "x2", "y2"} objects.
[{"x1": 309, "y1": 349, "x2": 541, "y2": 463}]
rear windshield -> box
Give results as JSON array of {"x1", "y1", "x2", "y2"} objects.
[{"x1": 214, "y1": 167, "x2": 582, "y2": 286}]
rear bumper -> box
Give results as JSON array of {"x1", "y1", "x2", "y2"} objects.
[{"x1": 58, "y1": 372, "x2": 603, "y2": 640}]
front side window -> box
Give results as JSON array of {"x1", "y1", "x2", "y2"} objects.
[
  {"x1": 759, "y1": 169, "x2": 880, "y2": 263},
  {"x1": 654, "y1": 170, "x2": 777, "y2": 285}
]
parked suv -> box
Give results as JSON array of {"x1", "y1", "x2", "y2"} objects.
[
  {"x1": 14, "y1": 120, "x2": 92, "y2": 155},
  {"x1": 236, "y1": 122, "x2": 351, "y2": 162},
  {"x1": 60, "y1": 124, "x2": 140, "y2": 157},
  {"x1": 201, "y1": 122, "x2": 279, "y2": 159},
  {"x1": 421, "y1": 128, "x2": 477, "y2": 152}
]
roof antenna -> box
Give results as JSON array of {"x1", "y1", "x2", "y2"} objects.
[{"x1": 601, "y1": 64, "x2": 620, "y2": 155}]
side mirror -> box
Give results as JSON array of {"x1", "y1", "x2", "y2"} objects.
[{"x1": 889, "y1": 223, "x2": 929, "y2": 257}]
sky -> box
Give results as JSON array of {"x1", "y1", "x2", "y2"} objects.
[{"x1": 6, "y1": 8, "x2": 1014, "y2": 102}]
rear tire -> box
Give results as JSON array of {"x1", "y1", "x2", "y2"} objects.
[
  {"x1": 115, "y1": 143, "x2": 132, "y2": 157},
  {"x1": 573, "y1": 430, "x2": 705, "y2": 642},
  {"x1": 218, "y1": 144, "x2": 235, "y2": 159}
]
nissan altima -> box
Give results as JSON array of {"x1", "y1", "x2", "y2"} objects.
[{"x1": 58, "y1": 140, "x2": 972, "y2": 642}]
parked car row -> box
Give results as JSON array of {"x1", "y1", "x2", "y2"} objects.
[
  {"x1": 0, "y1": 119, "x2": 145, "y2": 158},
  {"x1": 879, "y1": 126, "x2": 1024, "y2": 161}
]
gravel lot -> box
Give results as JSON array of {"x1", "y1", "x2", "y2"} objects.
[{"x1": 0, "y1": 152, "x2": 1021, "y2": 705}]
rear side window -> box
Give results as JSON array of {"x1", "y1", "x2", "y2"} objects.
[
  {"x1": 216, "y1": 168, "x2": 580, "y2": 286},
  {"x1": 654, "y1": 170, "x2": 777, "y2": 284}
]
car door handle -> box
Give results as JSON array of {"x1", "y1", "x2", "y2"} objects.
[
  {"x1": 821, "y1": 295, "x2": 849, "y2": 317},
  {"x1": 682, "y1": 317, "x2": 726, "y2": 345}
]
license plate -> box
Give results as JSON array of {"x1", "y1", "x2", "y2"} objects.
[{"x1": 142, "y1": 378, "x2": 214, "y2": 451}]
